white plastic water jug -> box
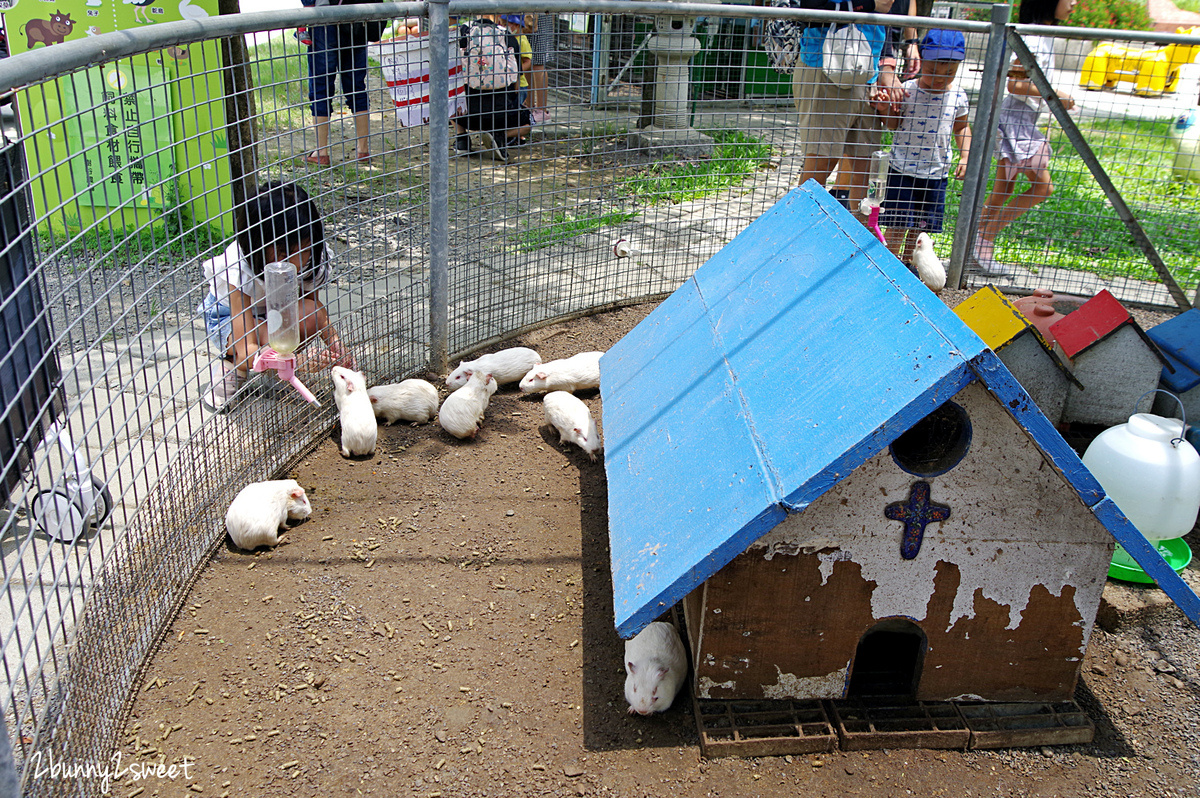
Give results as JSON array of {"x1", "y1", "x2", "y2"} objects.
[{"x1": 1082, "y1": 413, "x2": 1200, "y2": 541}]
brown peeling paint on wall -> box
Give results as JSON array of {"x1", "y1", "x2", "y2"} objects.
[
  {"x1": 687, "y1": 550, "x2": 877, "y2": 700},
  {"x1": 688, "y1": 554, "x2": 1088, "y2": 703},
  {"x1": 920, "y1": 563, "x2": 1085, "y2": 702}
]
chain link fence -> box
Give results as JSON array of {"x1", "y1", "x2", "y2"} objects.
[{"x1": 0, "y1": 0, "x2": 1193, "y2": 792}]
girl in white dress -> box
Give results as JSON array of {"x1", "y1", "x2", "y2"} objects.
[{"x1": 974, "y1": 0, "x2": 1077, "y2": 276}]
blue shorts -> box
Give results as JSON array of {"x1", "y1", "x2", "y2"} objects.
[
  {"x1": 200, "y1": 292, "x2": 231, "y2": 352},
  {"x1": 879, "y1": 169, "x2": 948, "y2": 234},
  {"x1": 307, "y1": 23, "x2": 370, "y2": 119}
]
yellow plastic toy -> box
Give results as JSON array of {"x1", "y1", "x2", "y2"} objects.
[{"x1": 1080, "y1": 27, "x2": 1200, "y2": 97}]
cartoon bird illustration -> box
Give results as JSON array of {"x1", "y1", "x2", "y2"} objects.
[
  {"x1": 177, "y1": 0, "x2": 210, "y2": 21},
  {"x1": 124, "y1": 0, "x2": 158, "y2": 24},
  {"x1": 912, "y1": 232, "x2": 946, "y2": 294}
]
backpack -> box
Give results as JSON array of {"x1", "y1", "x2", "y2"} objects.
[
  {"x1": 764, "y1": 0, "x2": 805, "y2": 74},
  {"x1": 821, "y1": 2, "x2": 874, "y2": 88},
  {"x1": 463, "y1": 19, "x2": 519, "y2": 90}
]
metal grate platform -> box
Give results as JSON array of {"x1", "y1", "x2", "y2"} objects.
[
  {"x1": 830, "y1": 697, "x2": 971, "y2": 751},
  {"x1": 691, "y1": 695, "x2": 1095, "y2": 757},
  {"x1": 693, "y1": 699, "x2": 837, "y2": 759},
  {"x1": 957, "y1": 702, "x2": 1095, "y2": 749}
]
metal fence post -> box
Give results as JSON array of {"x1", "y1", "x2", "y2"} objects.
[
  {"x1": 428, "y1": 0, "x2": 451, "y2": 375},
  {"x1": 0, "y1": 715, "x2": 15, "y2": 798},
  {"x1": 949, "y1": 2, "x2": 1009, "y2": 288}
]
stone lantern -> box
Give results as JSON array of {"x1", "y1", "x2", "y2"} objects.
[{"x1": 628, "y1": 11, "x2": 713, "y2": 158}]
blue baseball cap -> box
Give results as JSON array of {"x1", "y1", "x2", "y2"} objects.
[
  {"x1": 500, "y1": 14, "x2": 525, "y2": 26},
  {"x1": 920, "y1": 29, "x2": 966, "y2": 61}
]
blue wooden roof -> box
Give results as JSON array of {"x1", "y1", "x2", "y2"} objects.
[
  {"x1": 1148, "y1": 309, "x2": 1200, "y2": 393},
  {"x1": 600, "y1": 183, "x2": 1200, "y2": 637}
]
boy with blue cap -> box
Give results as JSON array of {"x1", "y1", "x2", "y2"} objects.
[{"x1": 877, "y1": 28, "x2": 972, "y2": 266}]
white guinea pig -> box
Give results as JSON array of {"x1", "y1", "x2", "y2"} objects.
[
  {"x1": 446, "y1": 347, "x2": 542, "y2": 389},
  {"x1": 543, "y1": 391, "x2": 602, "y2": 462},
  {"x1": 519, "y1": 351, "x2": 604, "y2": 394},
  {"x1": 331, "y1": 366, "x2": 377, "y2": 457},
  {"x1": 368, "y1": 379, "x2": 439, "y2": 425},
  {"x1": 438, "y1": 371, "x2": 497, "y2": 440},
  {"x1": 225, "y1": 479, "x2": 311, "y2": 550},
  {"x1": 624, "y1": 621, "x2": 688, "y2": 715}
]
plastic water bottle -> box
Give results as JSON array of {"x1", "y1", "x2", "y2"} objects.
[
  {"x1": 264, "y1": 261, "x2": 300, "y2": 356},
  {"x1": 865, "y1": 150, "x2": 889, "y2": 208}
]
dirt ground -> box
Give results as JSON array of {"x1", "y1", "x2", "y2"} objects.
[{"x1": 112, "y1": 299, "x2": 1200, "y2": 798}]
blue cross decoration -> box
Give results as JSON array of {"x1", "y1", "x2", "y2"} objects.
[{"x1": 885, "y1": 481, "x2": 951, "y2": 560}]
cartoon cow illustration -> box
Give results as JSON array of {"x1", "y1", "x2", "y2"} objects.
[{"x1": 22, "y1": 12, "x2": 76, "y2": 48}]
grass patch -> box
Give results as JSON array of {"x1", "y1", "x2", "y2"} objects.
[
  {"x1": 247, "y1": 37, "x2": 312, "y2": 131},
  {"x1": 45, "y1": 219, "x2": 226, "y2": 271},
  {"x1": 246, "y1": 36, "x2": 386, "y2": 133},
  {"x1": 44, "y1": 185, "x2": 226, "y2": 269},
  {"x1": 622, "y1": 130, "x2": 774, "y2": 204},
  {"x1": 514, "y1": 209, "x2": 638, "y2": 252}
]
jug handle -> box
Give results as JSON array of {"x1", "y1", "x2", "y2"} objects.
[{"x1": 1136, "y1": 389, "x2": 1187, "y2": 448}]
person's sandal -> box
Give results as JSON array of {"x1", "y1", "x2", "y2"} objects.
[
  {"x1": 304, "y1": 152, "x2": 331, "y2": 166},
  {"x1": 355, "y1": 152, "x2": 372, "y2": 163},
  {"x1": 201, "y1": 360, "x2": 247, "y2": 413}
]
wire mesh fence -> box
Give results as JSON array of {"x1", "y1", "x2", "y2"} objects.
[{"x1": 0, "y1": 1, "x2": 1192, "y2": 793}]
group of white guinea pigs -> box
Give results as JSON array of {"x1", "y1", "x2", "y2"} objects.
[
  {"x1": 334, "y1": 346, "x2": 604, "y2": 458},
  {"x1": 223, "y1": 345, "x2": 689, "y2": 716}
]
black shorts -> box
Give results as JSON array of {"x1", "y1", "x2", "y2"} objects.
[
  {"x1": 463, "y1": 87, "x2": 530, "y2": 134},
  {"x1": 878, "y1": 168, "x2": 948, "y2": 234}
]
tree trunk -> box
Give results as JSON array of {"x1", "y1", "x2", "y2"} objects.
[{"x1": 219, "y1": 0, "x2": 259, "y2": 230}]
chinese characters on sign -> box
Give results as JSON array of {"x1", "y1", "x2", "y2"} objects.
[{"x1": 66, "y1": 65, "x2": 171, "y2": 208}]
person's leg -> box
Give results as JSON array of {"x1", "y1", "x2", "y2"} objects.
[
  {"x1": 976, "y1": 164, "x2": 1019, "y2": 263},
  {"x1": 530, "y1": 12, "x2": 554, "y2": 119},
  {"x1": 328, "y1": 25, "x2": 372, "y2": 160},
  {"x1": 313, "y1": 118, "x2": 331, "y2": 160},
  {"x1": 985, "y1": 166, "x2": 1053, "y2": 242},
  {"x1": 793, "y1": 65, "x2": 852, "y2": 190},
  {"x1": 504, "y1": 101, "x2": 532, "y2": 143},
  {"x1": 453, "y1": 117, "x2": 471, "y2": 154},
  {"x1": 204, "y1": 314, "x2": 261, "y2": 411},
  {"x1": 799, "y1": 154, "x2": 839, "y2": 189},
  {"x1": 353, "y1": 111, "x2": 371, "y2": 159},
  {"x1": 841, "y1": 85, "x2": 883, "y2": 221},
  {"x1": 530, "y1": 65, "x2": 548, "y2": 118},
  {"x1": 841, "y1": 152, "x2": 871, "y2": 210},
  {"x1": 343, "y1": 29, "x2": 372, "y2": 158},
  {"x1": 884, "y1": 225, "x2": 907, "y2": 258},
  {"x1": 307, "y1": 25, "x2": 336, "y2": 162}
]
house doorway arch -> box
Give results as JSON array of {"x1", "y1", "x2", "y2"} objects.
[{"x1": 847, "y1": 618, "x2": 928, "y2": 698}]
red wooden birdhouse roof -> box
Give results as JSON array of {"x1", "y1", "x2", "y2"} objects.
[{"x1": 1049, "y1": 289, "x2": 1168, "y2": 366}]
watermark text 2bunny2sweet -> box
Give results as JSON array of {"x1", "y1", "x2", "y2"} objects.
[{"x1": 27, "y1": 750, "x2": 196, "y2": 792}]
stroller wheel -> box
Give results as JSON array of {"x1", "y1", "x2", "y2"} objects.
[
  {"x1": 32, "y1": 490, "x2": 87, "y2": 544},
  {"x1": 88, "y1": 476, "x2": 114, "y2": 525}
]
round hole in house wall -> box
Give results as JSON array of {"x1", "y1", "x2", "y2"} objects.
[{"x1": 890, "y1": 401, "x2": 972, "y2": 477}]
